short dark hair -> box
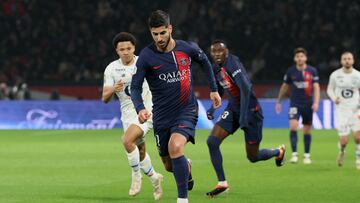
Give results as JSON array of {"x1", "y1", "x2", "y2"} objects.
[
  {"x1": 211, "y1": 39, "x2": 227, "y2": 48},
  {"x1": 112, "y1": 32, "x2": 136, "y2": 48},
  {"x1": 294, "y1": 47, "x2": 307, "y2": 56},
  {"x1": 341, "y1": 51, "x2": 354, "y2": 57},
  {"x1": 148, "y1": 10, "x2": 170, "y2": 28}
]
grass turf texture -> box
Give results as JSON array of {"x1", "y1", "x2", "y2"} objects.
[{"x1": 0, "y1": 129, "x2": 359, "y2": 203}]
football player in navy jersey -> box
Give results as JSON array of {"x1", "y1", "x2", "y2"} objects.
[
  {"x1": 275, "y1": 48, "x2": 320, "y2": 164},
  {"x1": 131, "y1": 10, "x2": 221, "y2": 203},
  {"x1": 206, "y1": 40, "x2": 286, "y2": 198}
]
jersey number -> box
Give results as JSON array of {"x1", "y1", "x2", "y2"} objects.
[
  {"x1": 221, "y1": 111, "x2": 230, "y2": 119},
  {"x1": 341, "y1": 89, "x2": 353, "y2": 98}
]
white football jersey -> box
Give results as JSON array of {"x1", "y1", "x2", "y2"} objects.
[
  {"x1": 103, "y1": 56, "x2": 152, "y2": 122},
  {"x1": 327, "y1": 68, "x2": 360, "y2": 109}
]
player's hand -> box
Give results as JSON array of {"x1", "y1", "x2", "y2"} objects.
[
  {"x1": 312, "y1": 102, "x2": 319, "y2": 112},
  {"x1": 206, "y1": 108, "x2": 215, "y2": 120},
  {"x1": 335, "y1": 97, "x2": 341, "y2": 105},
  {"x1": 210, "y1": 92, "x2": 221, "y2": 109},
  {"x1": 138, "y1": 109, "x2": 151, "y2": 124},
  {"x1": 114, "y1": 80, "x2": 124, "y2": 92},
  {"x1": 275, "y1": 102, "x2": 281, "y2": 114}
]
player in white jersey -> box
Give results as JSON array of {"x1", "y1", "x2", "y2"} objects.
[
  {"x1": 327, "y1": 52, "x2": 360, "y2": 170},
  {"x1": 102, "y1": 32, "x2": 163, "y2": 199}
]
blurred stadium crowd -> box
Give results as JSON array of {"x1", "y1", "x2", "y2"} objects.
[{"x1": 1, "y1": 0, "x2": 359, "y2": 99}]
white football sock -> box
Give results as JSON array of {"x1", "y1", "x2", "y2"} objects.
[
  {"x1": 304, "y1": 153, "x2": 310, "y2": 158},
  {"x1": 177, "y1": 198, "x2": 188, "y2": 203},
  {"x1": 218, "y1": 181, "x2": 228, "y2": 187},
  {"x1": 127, "y1": 147, "x2": 140, "y2": 173},
  {"x1": 140, "y1": 153, "x2": 157, "y2": 180},
  {"x1": 356, "y1": 144, "x2": 360, "y2": 160}
]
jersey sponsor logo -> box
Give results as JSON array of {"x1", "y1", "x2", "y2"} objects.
[
  {"x1": 158, "y1": 69, "x2": 191, "y2": 83},
  {"x1": 124, "y1": 85, "x2": 131, "y2": 96},
  {"x1": 293, "y1": 81, "x2": 309, "y2": 89},
  {"x1": 115, "y1": 68, "x2": 125, "y2": 72},
  {"x1": 232, "y1": 69, "x2": 241, "y2": 77},
  {"x1": 341, "y1": 89, "x2": 353, "y2": 98},
  {"x1": 152, "y1": 65, "x2": 162, "y2": 70}
]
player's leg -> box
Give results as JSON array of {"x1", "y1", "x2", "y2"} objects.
[
  {"x1": 288, "y1": 106, "x2": 300, "y2": 163},
  {"x1": 136, "y1": 122, "x2": 163, "y2": 200},
  {"x1": 353, "y1": 131, "x2": 360, "y2": 169},
  {"x1": 244, "y1": 110, "x2": 285, "y2": 166},
  {"x1": 168, "y1": 132, "x2": 190, "y2": 203},
  {"x1": 337, "y1": 135, "x2": 348, "y2": 166},
  {"x1": 301, "y1": 106, "x2": 313, "y2": 164},
  {"x1": 122, "y1": 124, "x2": 144, "y2": 196},
  {"x1": 206, "y1": 124, "x2": 231, "y2": 198}
]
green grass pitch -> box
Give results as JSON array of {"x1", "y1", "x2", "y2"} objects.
[{"x1": 0, "y1": 129, "x2": 359, "y2": 203}]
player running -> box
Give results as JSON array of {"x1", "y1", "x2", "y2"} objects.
[
  {"x1": 327, "y1": 52, "x2": 360, "y2": 170},
  {"x1": 205, "y1": 40, "x2": 286, "y2": 198},
  {"x1": 131, "y1": 10, "x2": 221, "y2": 203},
  {"x1": 275, "y1": 47, "x2": 320, "y2": 164},
  {"x1": 102, "y1": 32, "x2": 163, "y2": 200}
]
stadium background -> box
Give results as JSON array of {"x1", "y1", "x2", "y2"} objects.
[{"x1": 1, "y1": 0, "x2": 358, "y2": 129}]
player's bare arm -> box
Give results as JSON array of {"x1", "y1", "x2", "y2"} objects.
[
  {"x1": 102, "y1": 80, "x2": 124, "y2": 103},
  {"x1": 275, "y1": 83, "x2": 289, "y2": 113},
  {"x1": 312, "y1": 83, "x2": 320, "y2": 112}
]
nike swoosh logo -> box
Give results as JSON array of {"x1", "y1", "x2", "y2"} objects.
[
  {"x1": 178, "y1": 124, "x2": 186, "y2": 128},
  {"x1": 152, "y1": 65, "x2": 162, "y2": 70}
]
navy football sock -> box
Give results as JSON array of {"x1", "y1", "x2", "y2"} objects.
[
  {"x1": 304, "y1": 134, "x2": 311, "y2": 154},
  {"x1": 248, "y1": 149, "x2": 280, "y2": 163},
  {"x1": 290, "y1": 130, "x2": 298, "y2": 152},
  {"x1": 172, "y1": 156, "x2": 188, "y2": 198},
  {"x1": 207, "y1": 136, "x2": 225, "y2": 181}
]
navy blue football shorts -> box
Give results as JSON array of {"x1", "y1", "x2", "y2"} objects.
[
  {"x1": 288, "y1": 104, "x2": 313, "y2": 125},
  {"x1": 153, "y1": 112, "x2": 198, "y2": 157},
  {"x1": 216, "y1": 107, "x2": 263, "y2": 145}
]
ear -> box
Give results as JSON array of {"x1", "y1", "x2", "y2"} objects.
[{"x1": 168, "y1": 24, "x2": 173, "y2": 34}]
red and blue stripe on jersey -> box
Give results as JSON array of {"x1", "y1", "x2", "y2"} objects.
[
  {"x1": 213, "y1": 54, "x2": 260, "y2": 127},
  {"x1": 283, "y1": 65, "x2": 319, "y2": 106}
]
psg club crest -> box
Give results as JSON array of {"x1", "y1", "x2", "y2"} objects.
[{"x1": 180, "y1": 58, "x2": 189, "y2": 66}]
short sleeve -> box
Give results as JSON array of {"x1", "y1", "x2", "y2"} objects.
[
  {"x1": 103, "y1": 64, "x2": 114, "y2": 87},
  {"x1": 283, "y1": 70, "x2": 292, "y2": 84},
  {"x1": 312, "y1": 68, "x2": 319, "y2": 83}
]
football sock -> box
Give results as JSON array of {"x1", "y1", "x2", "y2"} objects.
[
  {"x1": 218, "y1": 181, "x2": 228, "y2": 187},
  {"x1": 207, "y1": 136, "x2": 225, "y2": 181},
  {"x1": 304, "y1": 134, "x2": 311, "y2": 154},
  {"x1": 290, "y1": 130, "x2": 298, "y2": 152},
  {"x1": 356, "y1": 144, "x2": 360, "y2": 160},
  {"x1": 172, "y1": 156, "x2": 189, "y2": 198},
  {"x1": 127, "y1": 147, "x2": 140, "y2": 173},
  {"x1": 177, "y1": 198, "x2": 188, "y2": 203},
  {"x1": 248, "y1": 149, "x2": 280, "y2": 162},
  {"x1": 140, "y1": 153, "x2": 157, "y2": 180},
  {"x1": 338, "y1": 142, "x2": 346, "y2": 153}
]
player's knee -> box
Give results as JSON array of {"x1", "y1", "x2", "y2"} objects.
[
  {"x1": 247, "y1": 154, "x2": 258, "y2": 163},
  {"x1": 122, "y1": 136, "x2": 134, "y2": 150},
  {"x1": 168, "y1": 142, "x2": 184, "y2": 156},
  {"x1": 207, "y1": 136, "x2": 221, "y2": 150},
  {"x1": 247, "y1": 156, "x2": 258, "y2": 163}
]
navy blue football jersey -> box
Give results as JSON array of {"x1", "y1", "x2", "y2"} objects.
[{"x1": 131, "y1": 40, "x2": 217, "y2": 128}]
